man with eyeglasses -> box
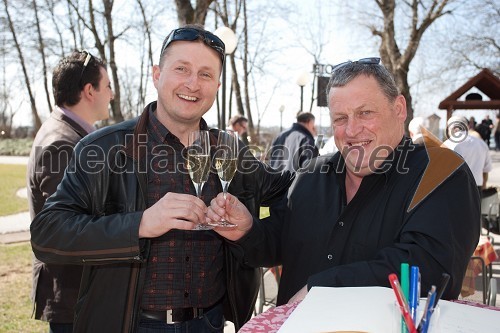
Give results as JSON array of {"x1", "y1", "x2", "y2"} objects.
[
  {"x1": 27, "y1": 51, "x2": 113, "y2": 333},
  {"x1": 207, "y1": 58, "x2": 479, "y2": 305},
  {"x1": 30, "y1": 25, "x2": 292, "y2": 333}
]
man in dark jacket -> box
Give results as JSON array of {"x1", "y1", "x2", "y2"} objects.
[
  {"x1": 30, "y1": 25, "x2": 292, "y2": 333},
  {"x1": 207, "y1": 57, "x2": 480, "y2": 306},
  {"x1": 269, "y1": 111, "x2": 319, "y2": 172},
  {"x1": 28, "y1": 50, "x2": 113, "y2": 333}
]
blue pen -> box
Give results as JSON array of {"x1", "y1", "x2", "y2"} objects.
[
  {"x1": 420, "y1": 287, "x2": 437, "y2": 333},
  {"x1": 409, "y1": 266, "x2": 420, "y2": 323}
]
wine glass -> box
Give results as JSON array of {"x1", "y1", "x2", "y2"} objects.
[
  {"x1": 186, "y1": 130, "x2": 213, "y2": 230},
  {"x1": 211, "y1": 130, "x2": 239, "y2": 228}
]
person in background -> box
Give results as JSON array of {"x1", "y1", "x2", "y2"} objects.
[
  {"x1": 466, "y1": 116, "x2": 482, "y2": 139},
  {"x1": 494, "y1": 114, "x2": 500, "y2": 151},
  {"x1": 469, "y1": 116, "x2": 477, "y2": 131},
  {"x1": 229, "y1": 114, "x2": 249, "y2": 145},
  {"x1": 444, "y1": 115, "x2": 492, "y2": 196},
  {"x1": 475, "y1": 118, "x2": 490, "y2": 145},
  {"x1": 30, "y1": 25, "x2": 292, "y2": 333},
  {"x1": 27, "y1": 50, "x2": 113, "y2": 333},
  {"x1": 269, "y1": 111, "x2": 319, "y2": 172},
  {"x1": 207, "y1": 57, "x2": 479, "y2": 306},
  {"x1": 407, "y1": 116, "x2": 428, "y2": 145},
  {"x1": 481, "y1": 115, "x2": 494, "y2": 147}
]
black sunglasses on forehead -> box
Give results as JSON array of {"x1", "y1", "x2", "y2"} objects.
[
  {"x1": 79, "y1": 50, "x2": 93, "y2": 86},
  {"x1": 160, "y1": 28, "x2": 226, "y2": 64},
  {"x1": 332, "y1": 57, "x2": 381, "y2": 71}
]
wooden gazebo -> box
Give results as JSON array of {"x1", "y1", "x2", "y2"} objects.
[{"x1": 438, "y1": 68, "x2": 500, "y2": 120}]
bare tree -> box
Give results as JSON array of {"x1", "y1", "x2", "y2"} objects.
[
  {"x1": 68, "y1": 0, "x2": 127, "y2": 123},
  {"x1": 66, "y1": 0, "x2": 81, "y2": 50},
  {"x1": 2, "y1": 0, "x2": 42, "y2": 133},
  {"x1": 120, "y1": 67, "x2": 139, "y2": 119},
  {"x1": 289, "y1": 1, "x2": 331, "y2": 124},
  {"x1": 175, "y1": 0, "x2": 214, "y2": 26},
  {"x1": 444, "y1": 0, "x2": 500, "y2": 76},
  {"x1": 134, "y1": 0, "x2": 154, "y2": 116},
  {"x1": 213, "y1": 0, "x2": 295, "y2": 144},
  {"x1": 0, "y1": 42, "x2": 15, "y2": 137},
  {"x1": 252, "y1": 79, "x2": 280, "y2": 139},
  {"x1": 213, "y1": 0, "x2": 246, "y2": 130},
  {"x1": 102, "y1": 0, "x2": 124, "y2": 122},
  {"x1": 367, "y1": 0, "x2": 453, "y2": 129},
  {"x1": 4, "y1": 0, "x2": 495, "y2": 140},
  {"x1": 240, "y1": 0, "x2": 254, "y2": 138},
  {"x1": 33, "y1": 0, "x2": 53, "y2": 113},
  {"x1": 43, "y1": 0, "x2": 66, "y2": 58},
  {"x1": 240, "y1": 1, "x2": 295, "y2": 143}
]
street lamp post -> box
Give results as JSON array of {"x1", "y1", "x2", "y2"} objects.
[
  {"x1": 214, "y1": 27, "x2": 237, "y2": 130},
  {"x1": 296, "y1": 71, "x2": 309, "y2": 112},
  {"x1": 279, "y1": 105, "x2": 285, "y2": 132}
]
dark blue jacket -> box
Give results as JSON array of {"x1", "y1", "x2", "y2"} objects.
[{"x1": 269, "y1": 123, "x2": 319, "y2": 172}]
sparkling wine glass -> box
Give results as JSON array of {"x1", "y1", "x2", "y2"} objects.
[
  {"x1": 210, "y1": 130, "x2": 238, "y2": 228},
  {"x1": 186, "y1": 130, "x2": 213, "y2": 230}
]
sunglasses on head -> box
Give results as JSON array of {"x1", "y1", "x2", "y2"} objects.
[
  {"x1": 160, "y1": 27, "x2": 226, "y2": 64},
  {"x1": 79, "y1": 50, "x2": 93, "y2": 86},
  {"x1": 332, "y1": 57, "x2": 381, "y2": 71}
]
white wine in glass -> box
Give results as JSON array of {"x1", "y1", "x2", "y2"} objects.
[
  {"x1": 211, "y1": 130, "x2": 238, "y2": 228},
  {"x1": 186, "y1": 130, "x2": 213, "y2": 230}
]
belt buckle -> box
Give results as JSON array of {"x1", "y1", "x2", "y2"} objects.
[
  {"x1": 166, "y1": 309, "x2": 177, "y2": 324},
  {"x1": 166, "y1": 308, "x2": 199, "y2": 323}
]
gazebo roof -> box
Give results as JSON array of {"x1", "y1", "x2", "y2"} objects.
[{"x1": 438, "y1": 68, "x2": 500, "y2": 111}]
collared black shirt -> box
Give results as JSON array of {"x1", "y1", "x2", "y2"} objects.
[
  {"x1": 141, "y1": 109, "x2": 224, "y2": 310},
  {"x1": 237, "y1": 138, "x2": 480, "y2": 305}
]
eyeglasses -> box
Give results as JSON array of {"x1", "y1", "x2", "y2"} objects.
[
  {"x1": 160, "y1": 27, "x2": 226, "y2": 64},
  {"x1": 332, "y1": 57, "x2": 381, "y2": 71},
  {"x1": 79, "y1": 50, "x2": 93, "y2": 86}
]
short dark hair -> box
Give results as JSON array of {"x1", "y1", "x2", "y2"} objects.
[
  {"x1": 159, "y1": 24, "x2": 225, "y2": 67},
  {"x1": 296, "y1": 111, "x2": 315, "y2": 123},
  {"x1": 326, "y1": 61, "x2": 399, "y2": 104},
  {"x1": 52, "y1": 50, "x2": 106, "y2": 107},
  {"x1": 229, "y1": 114, "x2": 248, "y2": 126}
]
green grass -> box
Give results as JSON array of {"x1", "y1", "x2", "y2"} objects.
[
  {"x1": 0, "y1": 164, "x2": 29, "y2": 216},
  {"x1": 0, "y1": 138, "x2": 33, "y2": 156},
  {"x1": 0, "y1": 242, "x2": 46, "y2": 333}
]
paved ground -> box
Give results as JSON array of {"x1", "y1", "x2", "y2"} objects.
[{"x1": 0, "y1": 156, "x2": 30, "y2": 243}]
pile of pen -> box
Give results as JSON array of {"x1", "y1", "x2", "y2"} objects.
[{"x1": 388, "y1": 263, "x2": 450, "y2": 333}]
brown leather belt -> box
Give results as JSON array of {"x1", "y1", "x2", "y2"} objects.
[{"x1": 140, "y1": 303, "x2": 219, "y2": 324}]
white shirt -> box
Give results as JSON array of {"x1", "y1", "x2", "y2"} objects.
[
  {"x1": 444, "y1": 132, "x2": 492, "y2": 186},
  {"x1": 319, "y1": 136, "x2": 338, "y2": 155}
]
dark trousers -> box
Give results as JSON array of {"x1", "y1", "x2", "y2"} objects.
[
  {"x1": 138, "y1": 303, "x2": 224, "y2": 333},
  {"x1": 495, "y1": 131, "x2": 500, "y2": 151},
  {"x1": 49, "y1": 323, "x2": 73, "y2": 333}
]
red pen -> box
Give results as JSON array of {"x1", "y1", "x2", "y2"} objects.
[{"x1": 389, "y1": 273, "x2": 417, "y2": 333}]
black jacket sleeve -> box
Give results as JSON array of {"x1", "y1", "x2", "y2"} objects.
[{"x1": 30, "y1": 140, "x2": 144, "y2": 265}]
